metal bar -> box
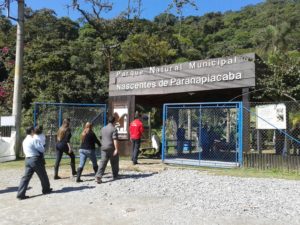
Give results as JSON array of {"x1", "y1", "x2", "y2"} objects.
[
  {"x1": 164, "y1": 101, "x2": 241, "y2": 106},
  {"x1": 58, "y1": 106, "x2": 63, "y2": 127},
  {"x1": 257, "y1": 130, "x2": 261, "y2": 154},
  {"x1": 33, "y1": 102, "x2": 106, "y2": 107},
  {"x1": 167, "y1": 105, "x2": 238, "y2": 110},
  {"x1": 198, "y1": 105, "x2": 202, "y2": 161},
  {"x1": 33, "y1": 103, "x2": 37, "y2": 127},
  {"x1": 238, "y1": 102, "x2": 243, "y2": 165},
  {"x1": 103, "y1": 105, "x2": 107, "y2": 126},
  {"x1": 166, "y1": 103, "x2": 238, "y2": 108},
  {"x1": 161, "y1": 104, "x2": 167, "y2": 161},
  {"x1": 235, "y1": 107, "x2": 239, "y2": 163}
]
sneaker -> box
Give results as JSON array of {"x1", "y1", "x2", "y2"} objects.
[
  {"x1": 95, "y1": 177, "x2": 102, "y2": 184},
  {"x1": 43, "y1": 188, "x2": 53, "y2": 194},
  {"x1": 76, "y1": 179, "x2": 83, "y2": 183},
  {"x1": 17, "y1": 196, "x2": 29, "y2": 200},
  {"x1": 132, "y1": 162, "x2": 138, "y2": 165},
  {"x1": 54, "y1": 176, "x2": 61, "y2": 180}
]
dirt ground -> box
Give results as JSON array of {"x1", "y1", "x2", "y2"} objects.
[
  {"x1": 0, "y1": 159, "x2": 299, "y2": 225},
  {"x1": 0, "y1": 159, "x2": 169, "y2": 225}
]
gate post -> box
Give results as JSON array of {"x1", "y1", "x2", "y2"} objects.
[
  {"x1": 238, "y1": 102, "x2": 244, "y2": 165},
  {"x1": 58, "y1": 106, "x2": 63, "y2": 127},
  {"x1": 242, "y1": 88, "x2": 250, "y2": 154},
  {"x1": 161, "y1": 104, "x2": 167, "y2": 161},
  {"x1": 33, "y1": 103, "x2": 38, "y2": 127}
]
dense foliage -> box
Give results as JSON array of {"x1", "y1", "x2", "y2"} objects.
[{"x1": 0, "y1": 0, "x2": 299, "y2": 119}]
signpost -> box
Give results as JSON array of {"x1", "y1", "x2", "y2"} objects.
[
  {"x1": 255, "y1": 104, "x2": 287, "y2": 130},
  {"x1": 2, "y1": 0, "x2": 25, "y2": 157},
  {"x1": 0, "y1": 116, "x2": 16, "y2": 126}
]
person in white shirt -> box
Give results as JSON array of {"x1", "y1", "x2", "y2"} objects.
[
  {"x1": 16, "y1": 126, "x2": 52, "y2": 200},
  {"x1": 33, "y1": 125, "x2": 46, "y2": 147},
  {"x1": 33, "y1": 125, "x2": 46, "y2": 164}
]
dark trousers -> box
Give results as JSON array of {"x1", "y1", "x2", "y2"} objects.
[
  {"x1": 54, "y1": 149, "x2": 76, "y2": 176},
  {"x1": 131, "y1": 139, "x2": 141, "y2": 163},
  {"x1": 201, "y1": 145, "x2": 210, "y2": 159},
  {"x1": 17, "y1": 156, "x2": 50, "y2": 198},
  {"x1": 95, "y1": 149, "x2": 119, "y2": 179}
]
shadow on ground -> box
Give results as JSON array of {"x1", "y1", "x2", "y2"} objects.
[
  {"x1": 113, "y1": 172, "x2": 157, "y2": 180},
  {"x1": 88, "y1": 172, "x2": 157, "y2": 184},
  {"x1": 0, "y1": 186, "x2": 19, "y2": 194},
  {"x1": 53, "y1": 186, "x2": 95, "y2": 193}
]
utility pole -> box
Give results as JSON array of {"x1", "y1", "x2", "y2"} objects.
[
  {"x1": 127, "y1": 0, "x2": 131, "y2": 19},
  {"x1": 12, "y1": 0, "x2": 25, "y2": 157}
]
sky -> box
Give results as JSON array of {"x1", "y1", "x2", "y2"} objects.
[{"x1": 7, "y1": 0, "x2": 264, "y2": 20}]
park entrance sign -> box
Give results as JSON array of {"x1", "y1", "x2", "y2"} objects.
[
  {"x1": 108, "y1": 53, "x2": 257, "y2": 156},
  {"x1": 109, "y1": 53, "x2": 256, "y2": 96}
]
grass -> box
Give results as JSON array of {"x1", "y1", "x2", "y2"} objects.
[
  {"x1": 1, "y1": 158, "x2": 299, "y2": 180},
  {"x1": 0, "y1": 158, "x2": 74, "y2": 169},
  {"x1": 169, "y1": 164, "x2": 300, "y2": 180}
]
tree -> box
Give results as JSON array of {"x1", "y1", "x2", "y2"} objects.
[
  {"x1": 154, "y1": 13, "x2": 178, "y2": 26},
  {"x1": 119, "y1": 33, "x2": 176, "y2": 68},
  {"x1": 256, "y1": 51, "x2": 300, "y2": 101},
  {"x1": 166, "y1": 0, "x2": 198, "y2": 36},
  {"x1": 0, "y1": 46, "x2": 14, "y2": 114}
]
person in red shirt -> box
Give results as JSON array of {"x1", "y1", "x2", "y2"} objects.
[{"x1": 129, "y1": 113, "x2": 144, "y2": 165}]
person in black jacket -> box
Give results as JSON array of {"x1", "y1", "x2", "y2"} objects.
[
  {"x1": 54, "y1": 118, "x2": 76, "y2": 179},
  {"x1": 76, "y1": 122, "x2": 101, "y2": 182}
]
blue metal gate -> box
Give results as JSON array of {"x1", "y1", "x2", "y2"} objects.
[
  {"x1": 162, "y1": 102, "x2": 243, "y2": 168},
  {"x1": 33, "y1": 102, "x2": 106, "y2": 157}
]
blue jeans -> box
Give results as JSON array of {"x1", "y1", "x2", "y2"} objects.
[{"x1": 79, "y1": 149, "x2": 98, "y2": 169}]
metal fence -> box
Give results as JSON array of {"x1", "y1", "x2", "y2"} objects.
[
  {"x1": 243, "y1": 101, "x2": 300, "y2": 172},
  {"x1": 0, "y1": 116, "x2": 16, "y2": 162},
  {"x1": 33, "y1": 102, "x2": 107, "y2": 158},
  {"x1": 162, "y1": 102, "x2": 243, "y2": 168},
  {"x1": 0, "y1": 126, "x2": 12, "y2": 137}
]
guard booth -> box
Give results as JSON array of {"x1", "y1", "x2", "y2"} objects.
[{"x1": 109, "y1": 53, "x2": 259, "y2": 167}]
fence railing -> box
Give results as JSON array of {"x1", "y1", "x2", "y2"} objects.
[
  {"x1": 160, "y1": 101, "x2": 300, "y2": 172},
  {"x1": 0, "y1": 116, "x2": 16, "y2": 162},
  {"x1": 243, "y1": 101, "x2": 300, "y2": 173},
  {"x1": 33, "y1": 102, "x2": 106, "y2": 158},
  {"x1": 243, "y1": 153, "x2": 300, "y2": 172},
  {"x1": 0, "y1": 126, "x2": 12, "y2": 137}
]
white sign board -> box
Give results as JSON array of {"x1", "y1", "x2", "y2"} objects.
[
  {"x1": 255, "y1": 104, "x2": 286, "y2": 129},
  {"x1": 0, "y1": 116, "x2": 15, "y2": 126},
  {"x1": 113, "y1": 106, "x2": 128, "y2": 139}
]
